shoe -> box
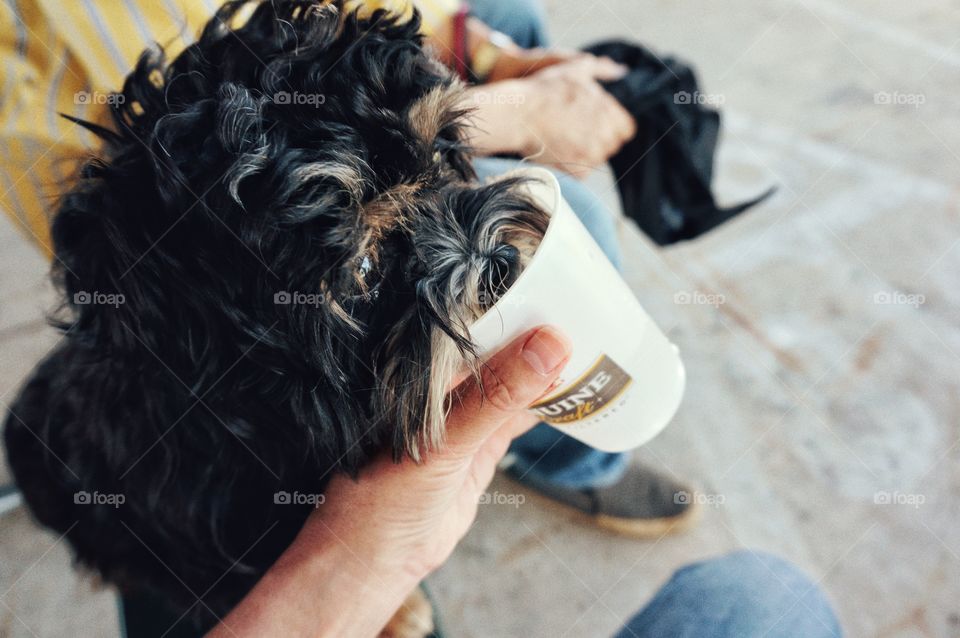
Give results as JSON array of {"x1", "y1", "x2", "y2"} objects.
[
  {"x1": 379, "y1": 585, "x2": 445, "y2": 638},
  {"x1": 0, "y1": 484, "x2": 22, "y2": 516},
  {"x1": 504, "y1": 463, "x2": 700, "y2": 538}
]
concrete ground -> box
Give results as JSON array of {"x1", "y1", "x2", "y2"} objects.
[{"x1": 2, "y1": 0, "x2": 959, "y2": 636}]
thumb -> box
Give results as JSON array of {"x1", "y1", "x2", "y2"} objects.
[{"x1": 440, "y1": 326, "x2": 572, "y2": 458}]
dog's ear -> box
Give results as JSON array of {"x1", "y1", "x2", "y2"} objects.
[
  {"x1": 4, "y1": 341, "x2": 164, "y2": 598},
  {"x1": 405, "y1": 82, "x2": 475, "y2": 180},
  {"x1": 3, "y1": 338, "x2": 297, "y2": 616},
  {"x1": 3, "y1": 341, "x2": 151, "y2": 575},
  {"x1": 4, "y1": 343, "x2": 86, "y2": 534},
  {"x1": 369, "y1": 178, "x2": 549, "y2": 461}
]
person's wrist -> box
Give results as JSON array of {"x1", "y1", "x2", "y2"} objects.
[
  {"x1": 489, "y1": 48, "x2": 581, "y2": 81},
  {"x1": 300, "y1": 502, "x2": 429, "y2": 582},
  {"x1": 483, "y1": 41, "x2": 526, "y2": 82},
  {"x1": 290, "y1": 512, "x2": 424, "y2": 635},
  {"x1": 210, "y1": 509, "x2": 423, "y2": 637}
]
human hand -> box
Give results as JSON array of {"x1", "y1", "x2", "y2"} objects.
[
  {"x1": 211, "y1": 327, "x2": 572, "y2": 637},
  {"x1": 515, "y1": 56, "x2": 636, "y2": 178},
  {"x1": 313, "y1": 326, "x2": 572, "y2": 581},
  {"x1": 466, "y1": 56, "x2": 636, "y2": 179}
]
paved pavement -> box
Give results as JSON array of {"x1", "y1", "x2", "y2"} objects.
[{"x1": 2, "y1": 0, "x2": 959, "y2": 636}]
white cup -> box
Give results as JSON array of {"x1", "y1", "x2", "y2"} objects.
[{"x1": 468, "y1": 167, "x2": 686, "y2": 452}]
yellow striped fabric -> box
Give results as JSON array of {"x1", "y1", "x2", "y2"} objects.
[{"x1": 0, "y1": 0, "x2": 458, "y2": 256}]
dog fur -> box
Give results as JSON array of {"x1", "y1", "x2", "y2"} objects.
[{"x1": 4, "y1": 0, "x2": 547, "y2": 628}]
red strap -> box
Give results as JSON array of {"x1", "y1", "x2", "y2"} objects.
[{"x1": 453, "y1": 4, "x2": 470, "y2": 82}]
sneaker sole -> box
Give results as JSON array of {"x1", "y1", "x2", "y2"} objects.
[
  {"x1": 506, "y1": 474, "x2": 703, "y2": 540},
  {"x1": 591, "y1": 501, "x2": 702, "y2": 538},
  {"x1": 0, "y1": 488, "x2": 22, "y2": 516}
]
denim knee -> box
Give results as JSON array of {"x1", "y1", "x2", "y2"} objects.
[
  {"x1": 467, "y1": 0, "x2": 550, "y2": 49},
  {"x1": 667, "y1": 551, "x2": 842, "y2": 637},
  {"x1": 618, "y1": 551, "x2": 841, "y2": 638}
]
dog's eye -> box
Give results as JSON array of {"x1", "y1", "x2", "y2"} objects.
[
  {"x1": 358, "y1": 255, "x2": 373, "y2": 279},
  {"x1": 356, "y1": 254, "x2": 382, "y2": 302}
]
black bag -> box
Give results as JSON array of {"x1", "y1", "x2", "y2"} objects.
[{"x1": 584, "y1": 40, "x2": 773, "y2": 245}]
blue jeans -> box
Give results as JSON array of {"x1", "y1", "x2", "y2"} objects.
[
  {"x1": 470, "y1": 0, "x2": 629, "y2": 489},
  {"x1": 616, "y1": 551, "x2": 842, "y2": 637}
]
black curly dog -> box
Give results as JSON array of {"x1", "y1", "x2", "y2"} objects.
[{"x1": 4, "y1": 0, "x2": 547, "y2": 626}]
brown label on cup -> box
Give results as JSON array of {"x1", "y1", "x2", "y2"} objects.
[{"x1": 531, "y1": 355, "x2": 632, "y2": 424}]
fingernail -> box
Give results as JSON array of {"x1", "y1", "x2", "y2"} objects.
[{"x1": 521, "y1": 327, "x2": 570, "y2": 376}]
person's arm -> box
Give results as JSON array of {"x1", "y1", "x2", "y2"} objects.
[
  {"x1": 0, "y1": 6, "x2": 79, "y2": 256},
  {"x1": 0, "y1": 0, "x2": 187, "y2": 257},
  {"x1": 417, "y1": 5, "x2": 636, "y2": 177},
  {"x1": 208, "y1": 522, "x2": 421, "y2": 637},
  {"x1": 428, "y1": 12, "x2": 581, "y2": 82},
  {"x1": 411, "y1": 2, "x2": 636, "y2": 178},
  {"x1": 208, "y1": 326, "x2": 572, "y2": 637}
]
